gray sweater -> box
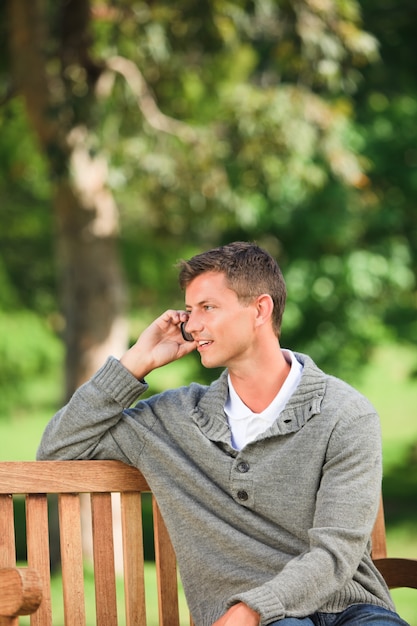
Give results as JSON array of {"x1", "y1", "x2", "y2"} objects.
[{"x1": 37, "y1": 352, "x2": 395, "y2": 625}]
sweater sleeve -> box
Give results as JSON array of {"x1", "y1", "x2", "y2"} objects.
[
  {"x1": 227, "y1": 404, "x2": 384, "y2": 623},
  {"x1": 37, "y1": 357, "x2": 149, "y2": 463}
]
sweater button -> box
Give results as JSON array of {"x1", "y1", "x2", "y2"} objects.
[
  {"x1": 237, "y1": 490, "x2": 249, "y2": 501},
  {"x1": 237, "y1": 461, "x2": 250, "y2": 473}
]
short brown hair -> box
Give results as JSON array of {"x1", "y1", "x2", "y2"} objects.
[{"x1": 178, "y1": 241, "x2": 286, "y2": 337}]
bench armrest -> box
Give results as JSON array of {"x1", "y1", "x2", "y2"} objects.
[{"x1": 0, "y1": 567, "x2": 42, "y2": 618}]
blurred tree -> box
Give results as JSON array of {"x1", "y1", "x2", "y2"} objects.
[
  {"x1": 4, "y1": 0, "x2": 411, "y2": 396},
  {"x1": 106, "y1": 0, "x2": 394, "y2": 379},
  {"x1": 355, "y1": 0, "x2": 417, "y2": 351},
  {"x1": 93, "y1": 0, "x2": 387, "y2": 379},
  {"x1": 6, "y1": 0, "x2": 128, "y2": 399}
]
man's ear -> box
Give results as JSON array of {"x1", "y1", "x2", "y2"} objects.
[{"x1": 254, "y1": 294, "x2": 274, "y2": 327}]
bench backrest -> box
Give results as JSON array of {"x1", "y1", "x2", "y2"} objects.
[
  {"x1": 0, "y1": 460, "x2": 416, "y2": 625},
  {"x1": 0, "y1": 461, "x2": 188, "y2": 626}
]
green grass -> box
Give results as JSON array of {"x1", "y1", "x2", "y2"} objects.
[
  {"x1": 2, "y1": 342, "x2": 416, "y2": 624},
  {"x1": 357, "y1": 343, "x2": 417, "y2": 472}
]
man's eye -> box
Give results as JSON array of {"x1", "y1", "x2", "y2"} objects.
[{"x1": 204, "y1": 305, "x2": 214, "y2": 311}]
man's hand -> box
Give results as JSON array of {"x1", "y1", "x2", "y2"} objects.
[
  {"x1": 120, "y1": 309, "x2": 196, "y2": 380},
  {"x1": 211, "y1": 603, "x2": 260, "y2": 626}
]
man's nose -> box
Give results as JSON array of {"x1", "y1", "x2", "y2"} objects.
[{"x1": 184, "y1": 313, "x2": 202, "y2": 335}]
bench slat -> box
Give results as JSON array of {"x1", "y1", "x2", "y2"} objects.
[
  {"x1": 59, "y1": 493, "x2": 86, "y2": 626},
  {"x1": 91, "y1": 492, "x2": 118, "y2": 626},
  {"x1": 121, "y1": 492, "x2": 147, "y2": 626},
  {"x1": 153, "y1": 497, "x2": 180, "y2": 626},
  {"x1": 26, "y1": 494, "x2": 53, "y2": 626},
  {"x1": 371, "y1": 495, "x2": 388, "y2": 560},
  {"x1": 0, "y1": 496, "x2": 16, "y2": 568}
]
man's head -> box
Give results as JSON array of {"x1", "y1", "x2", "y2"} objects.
[{"x1": 178, "y1": 241, "x2": 286, "y2": 338}]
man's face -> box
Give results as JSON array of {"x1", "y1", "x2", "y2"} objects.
[{"x1": 184, "y1": 271, "x2": 257, "y2": 370}]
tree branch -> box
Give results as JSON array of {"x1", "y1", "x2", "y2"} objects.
[{"x1": 103, "y1": 56, "x2": 198, "y2": 144}]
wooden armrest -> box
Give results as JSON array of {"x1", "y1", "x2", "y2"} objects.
[
  {"x1": 373, "y1": 557, "x2": 417, "y2": 589},
  {"x1": 0, "y1": 567, "x2": 42, "y2": 617}
]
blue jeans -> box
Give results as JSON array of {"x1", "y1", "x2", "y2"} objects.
[{"x1": 269, "y1": 604, "x2": 409, "y2": 625}]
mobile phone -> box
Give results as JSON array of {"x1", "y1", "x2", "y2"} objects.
[{"x1": 180, "y1": 322, "x2": 194, "y2": 342}]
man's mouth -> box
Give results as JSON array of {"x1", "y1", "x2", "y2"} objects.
[{"x1": 198, "y1": 340, "x2": 212, "y2": 349}]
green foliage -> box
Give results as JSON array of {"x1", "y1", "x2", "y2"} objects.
[
  {"x1": 355, "y1": 0, "x2": 417, "y2": 345},
  {"x1": 99, "y1": 0, "x2": 412, "y2": 378},
  {"x1": 0, "y1": 98, "x2": 50, "y2": 198},
  {"x1": 2, "y1": 0, "x2": 416, "y2": 382},
  {"x1": 0, "y1": 98, "x2": 55, "y2": 313},
  {"x1": 90, "y1": 0, "x2": 390, "y2": 379},
  {"x1": 0, "y1": 311, "x2": 62, "y2": 416}
]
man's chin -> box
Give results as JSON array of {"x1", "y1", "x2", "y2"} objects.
[{"x1": 199, "y1": 354, "x2": 224, "y2": 370}]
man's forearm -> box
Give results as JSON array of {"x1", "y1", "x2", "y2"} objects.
[{"x1": 37, "y1": 357, "x2": 145, "y2": 461}]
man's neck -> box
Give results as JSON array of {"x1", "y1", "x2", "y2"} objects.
[{"x1": 229, "y1": 344, "x2": 291, "y2": 414}]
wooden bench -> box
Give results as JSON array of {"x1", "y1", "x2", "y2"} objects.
[{"x1": 0, "y1": 461, "x2": 416, "y2": 625}]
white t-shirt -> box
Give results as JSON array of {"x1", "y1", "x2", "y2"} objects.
[{"x1": 224, "y1": 350, "x2": 303, "y2": 450}]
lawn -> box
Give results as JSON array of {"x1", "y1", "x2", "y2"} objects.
[{"x1": 1, "y1": 342, "x2": 416, "y2": 624}]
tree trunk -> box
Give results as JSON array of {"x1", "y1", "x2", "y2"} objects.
[
  {"x1": 54, "y1": 132, "x2": 128, "y2": 399},
  {"x1": 8, "y1": 0, "x2": 128, "y2": 400}
]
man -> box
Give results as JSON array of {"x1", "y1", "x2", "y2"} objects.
[{"x1": 37, "y1": 242, "x2": 408, "y2": 625}]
